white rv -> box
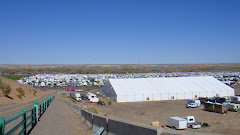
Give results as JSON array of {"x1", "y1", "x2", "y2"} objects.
[
  {"x1": 168, "y1": 116, "x2": 187, "y2": 130},
  {"x1": 86, "y1": 92, "x2": 99, "y2": 102},
  {"x1": 69, "y1": 91, "x2": 81, "y2": 102}
]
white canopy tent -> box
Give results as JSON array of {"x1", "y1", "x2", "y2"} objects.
[{"x1": 101, "y1": 76, "x2": 234, "y2": 102}]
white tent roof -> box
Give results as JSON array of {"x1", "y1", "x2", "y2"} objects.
[{"x1": 108, "y1": 76, "x2": 234, "y2": 95}]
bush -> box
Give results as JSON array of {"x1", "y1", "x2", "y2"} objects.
[
  {"x1": 1, "y1": 84, "x2": 11, "y2": 96},
  {"x1": 16, "y1": 87, "x2": 25, "y2": 97},
  {"x1": 0, "y1": 79, "x2": 12, "y2": 97},
  {"x1": 17, "y1": 94, "x2": 22, "y2": 99},
  {"x1": 33, "y1": 89, "x2": 37, "y2": 95},
  {"x1": 0, "y1": 79, "x2": 4, "y2": 89}
]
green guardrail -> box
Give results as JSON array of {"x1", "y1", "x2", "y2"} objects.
[{"x1": 0, "y1": 92, "x2": 56, "y2": 135}]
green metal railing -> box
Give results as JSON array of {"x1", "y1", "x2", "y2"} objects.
[{"x1": 0, "y1": 92, "x2": 56, "y2": 135}]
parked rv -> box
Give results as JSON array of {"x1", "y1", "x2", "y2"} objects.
[
  {"x1": 216, "y1": 97, "x2": 231, "y2": 103},
  {"x1": 204, "y1": 102, "x2": 215, "y2": 112},
  {"x1": 86, "y1": 92, "x2": 99, "y2": 102},
  {"x1": 69, "y1": 91, "x2": 81, "y2": 102},
  {"x1": 183, "y1": 116, "x2": 201, "y2": 129},
  {"x1": 168, "y1": 116, "x2": 187, "y2": 130}
]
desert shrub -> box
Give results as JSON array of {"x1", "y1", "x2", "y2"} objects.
[
  {"x1": 0, "y1": 79, "x2": 4, "y2": 89},
  {"x1": 1, "y1": 84, "x2": 11, "y2": 96},
  {"x1": 70, "y1": 98, "x2": 76, "y2": 103},
  {"x1": 33, "y1": 89, "x2": 37, "y2": 95},
  {"x1": 0, "y1": 79, "x2": 11, "y2": 97},
  {"x1": 17, "y1": 94, "x2": 22, "y2": 99},
  {"x1": 16, "y1": 87, "x2": 25, "y2": 96}
]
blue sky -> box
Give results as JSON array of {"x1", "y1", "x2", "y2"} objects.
[{"x1": 0, "y1": 0, "x2": 239, "y2": 64}]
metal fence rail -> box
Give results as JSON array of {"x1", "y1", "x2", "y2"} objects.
[{"x1": 0, "y1": 92, "x2": 56, "y2": 135}]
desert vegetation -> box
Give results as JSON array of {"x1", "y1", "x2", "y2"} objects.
[
  {"x1": 0, "y1": 78, "x2": 11, "y2": 97},
  {"x1": 0, "y1": 76, "x2": 43, "y2": 105},
  {"x1": 0, "y1": 64, "x2": 240, "y2": 76}
]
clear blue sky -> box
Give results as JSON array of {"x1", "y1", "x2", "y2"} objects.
[{"x1": 0, "y1": 0, "x2": 239, "y2": 64}]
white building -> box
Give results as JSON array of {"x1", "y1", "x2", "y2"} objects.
[{"x1": 101, "y1": 76, "x2": 235, "y2": 102}]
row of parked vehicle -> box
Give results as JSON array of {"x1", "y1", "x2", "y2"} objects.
[
  {"x1": 69, "y1": 91, "x2": 99, "y2": 102},
  {"x1": 186, "y1": 96, "x2": 240, "y2": 112}
]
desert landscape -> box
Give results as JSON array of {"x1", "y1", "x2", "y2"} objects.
[{"x1": 62, "y1": 85, "x2": 240, "y2": 135}]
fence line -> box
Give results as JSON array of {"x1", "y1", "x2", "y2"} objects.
[
  {"x1": 0, "y1": 92, "x2": 56, "y2": 135},
  {"x1": 61, "y1": 95, "x2": 163, "y2": 135}
]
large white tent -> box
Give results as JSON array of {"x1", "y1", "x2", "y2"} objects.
[{"x1": 101, "y1": 76, "x2": 235, "y2": 102}]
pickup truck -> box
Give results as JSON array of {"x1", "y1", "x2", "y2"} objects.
[
  {"x1": 183, "y1": 116, "x2": 201, "y2": 129},
  {"x1": 187, "y1": 123, "x2": 201, "y2": 129},
  {"x1": 186, "y1": 103, "x2": 199, "y2": 108}
]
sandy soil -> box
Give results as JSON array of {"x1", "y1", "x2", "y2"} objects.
[
  {"x1": 71, "y1": 85, "x2": 240, "y2": 135},
  {"x1": 0, "y1": 77, "x2": 44, "y2": 105}
]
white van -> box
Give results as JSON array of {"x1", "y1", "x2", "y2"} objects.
[
  {"x1": 69, "y1": 91, "x2": 81, "y2": 102},
  {"x1": 187, "y1": 99, "x2": 201, "y2": 106}
]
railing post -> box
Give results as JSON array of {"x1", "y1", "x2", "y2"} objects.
[
  {"x1": 0, "y1": 117, "x2": 5, "y2": 135},
  {"x1": 31, "y1": 107, "x2": 35, "y2": 128},
  {"x1": 44, "y1": 99, "x2": 47, "y2": 110},
  {"x1": 34, "y1": 102, "x2": 38, "y2": 123},
  {"x1": 39, "y1": 104, "x2": 42, "y2": 117},
  {"x1": 48, "y1": 97, "x2": 50, "y2": 107},
  {"x1": 22, "y1": 109, "x2": 27, "y2": 135}
]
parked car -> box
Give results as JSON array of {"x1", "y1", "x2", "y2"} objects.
[
  {"x1": 81, "y1": 96, "x2": 88, "y2": 100},
  {"x1": 186, "y1": 103, "x2": 199, "y2": 108},
  {"x1": 183, "y1": 116, "x2": 201, "y2": 129}
]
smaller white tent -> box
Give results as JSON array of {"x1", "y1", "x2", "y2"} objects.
[{"x1": 101, "y1": 76, "x2": 234, "y2": 102}]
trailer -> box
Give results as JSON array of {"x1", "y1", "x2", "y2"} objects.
[
  {"x1": 214, "y1": 103, "x2": 228, "y2": 114},
  {"x1": 204, "y1": 102, "x2": 215, "y2": 112},
  {"x1": 69, "y1": 91, "x2": 81, "y2": 102},
  {"x1": 168, "y1": 116, "x2": 187, "y2": 130}
]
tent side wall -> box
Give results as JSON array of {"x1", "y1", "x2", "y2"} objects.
[{"x1": 101, "y1": 80, "x2": 117, "y2": 102}]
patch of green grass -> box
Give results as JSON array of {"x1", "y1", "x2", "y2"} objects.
[{"x1": 0, "y1": 74, "x2": 31, "y2": 80}]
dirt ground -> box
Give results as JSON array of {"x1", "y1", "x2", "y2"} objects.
[
  {"x1": 71, "y1": 85, "x2": 240, "y2": 135},
  {"x1": 0, "y1": 77, "x2": 44, "y2": 106}
]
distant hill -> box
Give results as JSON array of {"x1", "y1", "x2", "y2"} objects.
[
  {"x1": 0, "y1": 76, "x2": 43, "y2": 105},
  {"x1": 0, "y1": 63, "x2": 240, "y2": 74}
]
